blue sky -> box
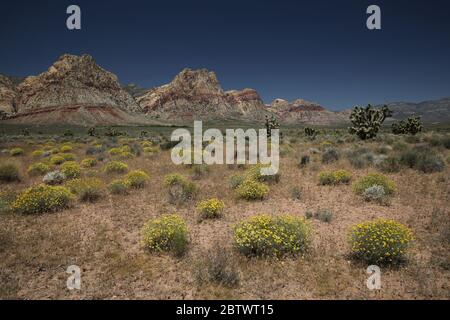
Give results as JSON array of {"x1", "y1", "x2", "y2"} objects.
[{"x1": 1, "y1": 0, "x2": 449, "y2": 110}]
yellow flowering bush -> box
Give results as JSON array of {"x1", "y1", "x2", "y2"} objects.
[
  {"x1": 353, "y1": 173, "x2": 396, "y2": 195},
  {"x1": 32, "y1": 150, "x2": 44, "y2": 158},
  {"x1": 61, "y1": 161, "x2": 81, "y2": 179},
  {"x1": 197, "y1": 198, "x2": 225, "y2": 220},
  {"x1": 141, "y1": 141, "x2": 153, "y2": 148},
  {"x1": 81, "y1": 158, "x2": 97, "y2": 168},
  {"x1": 348, "y1": 218, "x2": 414, "y2": 264},
  {"x1": 60, "y1": 145, "x2": 73, "y2": 153},
  {"x1": 65, "y1": 178, "x2": 103, "y2": 202},
  {"x1": 319, "y1": 169, "x2": 352, "y2": 185},
  {"x1": 104, "y1": 161, "x2": 129, "y2": 174},
  {"x1": 10, "y1": 147, "x2": 24, "y2": 156},
  {"x1": 124, "y1": 170, "x2": 150, "y2": 188},
  {"x1": 143, "y1": 146, "x2": 159, "y2": 154},
  {"x1": 27, "y1": 162, "x2": 51, "y2": 176},
  {"x1": 141, "y1": 214, "x2": 188, "y2": 256},
  {"x1": 234, "y1": 214, "x2": 312, "y2": 257},
  {"x1": 50, "y1": 155, "x2": 65, "y2": 165},
  {"x1": 12, "y1": 184, "x2": 73, "y2": 214},
  {"x1": 236, "y1": 179, "x2": 269, "y2": 200}
]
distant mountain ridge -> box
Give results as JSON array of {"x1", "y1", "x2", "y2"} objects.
[{"x1": 1, "y1": 53, "x2": 449, "y2": 126}]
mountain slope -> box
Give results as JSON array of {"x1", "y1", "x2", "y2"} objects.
[{"x1": 5, "y1": 54, "x2": 147, "y2": 125}]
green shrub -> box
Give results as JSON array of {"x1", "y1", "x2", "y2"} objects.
[
  {"x1": 353, "y1": 173, "x2": 396, "y2": 195},
  {"x1": 141, "y1": 214, "x2": 188, "y2": 256},
  {"x1": 197, "y1": 198, "x2": 225, "y2": 220},
  {"x1": 104, "y1": 161, "x2": 129, "y2": 174},
  {"x1": 61, "y1": 153, "x2": 76, "y2": 161},
  {"x1": 376, "y1": 156, "x2": 401, "y2": 173},
  {"x1": 0, "y1": 163, "x2": 20, "y2": 182},
  {"x1": 318, "y1": 169, "x2": 351, "y2": 185},
  {"x1": 81, "y1": 158, "x2": 97, "y2": 168},
  {"x1": 32, "y1": 150, "x2": 44, "y2": 158},
  {"x1": 229, "y1": 174, "x2": 245, "y2": 189},
  {"x1": 322, "y1": 148, "x2": 340, "y2": 163},
  {"x1": 61, "y1": 161, "x2": 81, "y2": 179},
  {"x1": 234, "y1": 214, "x2": 312, "y2": 257},
  {"x1": 65, "y1": 178, "x2": 103, "y2": 202},
  {"x1": 12, "y1": 184, "x2": 73, "y2": 214},
  {"x1": 10, "y1": 148, "x2": 24, "y2": 156},
  {"x1": 236, "y1": 179, "x2": 269, "y2": 200},
  {"x1": 306, "y1": 209, "x2": 334, "y2": 223},
  {"x1": 0, "y1": 191, "x2": 17, "y2": 212},
  {"x1": 27, "y1": 162, "x2": 51, "y2": 176},
  {"x1": 108, "y1": 179, "x2": 129, "y2": 195},
  {"x1": 124, "y1": 170, "x2": 149, "y2": 189},
  {"x1": 164, "y1": 174, "x2": 198, "y2": 203},
  {"x1": 50, "y1": 155, "x2": 66, "y2": 165},
  {"x1": 415, "y1": 153, "x2": 445, "y2": 173},
  {"x1": 60, "y1": 145, "x2": 73, "y2": 153},
  {"x1": 348, "y1": 218, "x2": 414, "y2": 264}
]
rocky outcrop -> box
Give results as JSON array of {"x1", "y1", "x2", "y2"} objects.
[
  {"x1": 268, "y1": 98, "x2": 347, "y2": 125},
  {"x1": 0, "y1": 75, "x2": 18, "y2": 117},
  {"x1": 136, "y1": 68, "x2": 270, "y2": 121},
  {"x1": 6, "y1": 54, "x2": 143, "y2": 125}
]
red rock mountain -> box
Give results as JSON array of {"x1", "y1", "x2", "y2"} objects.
[
  {"x1": 136, "y1": 68, "x2": 271, "y2": 122},
  {"x1": 4, "y1": 54, "x2": 148, "y2": 125},
  {"x1": 267, "y1": 98, "x2": 347, "y2": 125}
]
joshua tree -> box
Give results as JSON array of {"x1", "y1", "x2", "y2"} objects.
[
  {"x1": 88, "y1": 127, "x2": 97, "y2": 137},
  {"x1": 392, "y1": 116, "x2": 423, "y2": 135},
  {"x1": 348, "y1": 104, "x2": 393, "y2": 140},
  {"x1": 304, "y1": 127, "x2": 317, "y2": 138},
  {"x1": 265, "y1": 115, "x2": 280, "y2": 138}
]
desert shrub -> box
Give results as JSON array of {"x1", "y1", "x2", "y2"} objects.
[
  {"x1": 143, "y1": 146, "x2": 159, "y2": 154},
  {"x1": 164, "y1": 174, "x2": 198, "y2": 203},
  {"x1": 141, "y1": 141, "x2": 153, "y2": 148},
  {"x1": 32, "y1": 150, "x2": 44, "y2": 158},
  {"x1": 348, "y1": 218, "x2": 414, "y2": 264},
  {"x1": 12, "y1": 184, "x2": 73, "y2": 214},
  {"x1": 298, "y1": 155, "x2": 310, "y2": 168},
  {"x1": 61, "y1": 161, "x2": 81, "y2": 179},
  {"x1": 124, "y1": 170, "x2": 150, "y2": 189},
  {"x1": 415, "y1": 153, "x2": 445, "y2": 173},
  {"x1": 86, "y1": 145, "x2": 103, "y2": 155},
  {"x1": 0, "y1": 163, "x2": 20, "y2": 182},
  {"x1": 0, "y1": 191, "x2": 17, "y2": 212},
  {"x1": 197, "y1": 198, "x2": 225, "y2": 221},
  {"x1": 194, "y1": 245, "x2": 240, "y2": 287},
  {"x1": 322, "y1": 147, "x2": 340, "y2": 164},
  {"x1": 306, "y1": 209, "x2": 333, "y2": 222},
  {"x1": 362, "y1": 185, "x2": 388, "y2": 205},
  {"x1": 191, "y1": 164, "x2": 209, "y2": 180},
  {"x1": 229, "y1": 174, "x2": 245, "y2": 189},
  {"x1": 348, "y1": 152, "x2": 374, "y2": 169},
  {"x1": 61, "y1": 153, "x2": 76, "y2": 161},
  {"x1": 376, "y1": 156, "x2": 401, "y2": 173},
  {"x1": 141, "y1": 214, "x2": 188, "y2": 256},
  {"x1": 104, "y1": 161, "x2": 129, "y2": 174},
  {"x1": 81, "y1": 158, "x2": 97, "y2": 168},
  {"x1": 118, "y1": 151, "x2": 134, "y2": 159},
  {"x1": 290, "y1": 186, "x2": 302, "y2": 200},
  {"x1": 236, "y1": 179, "x2": 269, "y2": 200},
  {"x1": 50, "y1": 155, "x2": 65, "y2": 165},
  {"x1": 10, "y1": 148, "x2": 24, "y2": 156},
  {"x1": 233, "y1": 214, "x2": 312, "y2": 257},
  {"x1": 60, "y1": 145, "x2": 73, "y2": 153},
  {"x1": 353, "y1": 173, "x2": 396, "y2": 195},
  {"x1": 43, "y1": 170, "x2": 66, "y2": 185},
  {"x1": 108, "y1": 179, "x2": 129, "y2": 195},
  {"x1": 27, "y1": 162, "x2": 51, "y2": 176},
  {"x1": 319, "y1": 169, "x2": 351, "y2": 185},
  {"x1": 65, "y1": 178, "x2": 103, "y2": 202}
]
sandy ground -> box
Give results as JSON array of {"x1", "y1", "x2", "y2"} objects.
[{"x1": 0, "y1": 134, "x2": 449, "y2": 300}]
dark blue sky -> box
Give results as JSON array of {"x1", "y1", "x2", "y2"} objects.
[{"x1": 1, "y1": 0, "x2": 449, "y2": 110}]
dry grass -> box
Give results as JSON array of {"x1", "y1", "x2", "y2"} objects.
[{"x1": 0, "y1": 131, "x2": 449, "y2": 299}]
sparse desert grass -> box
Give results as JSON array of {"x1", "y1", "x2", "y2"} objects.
[{"x1": 0, "y1": 127, "x2": 449, "y2": 299}]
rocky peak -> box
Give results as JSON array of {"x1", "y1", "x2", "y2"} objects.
[
  {"x1": 15, "y1": 54, "x2": 141, "y2": 114},
  {"x1": 0, "y1": 75, "x2": 18, "y2": 116},
  {"x1": 170, "y1": 68, "x2": 223, "y2": 95}
]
